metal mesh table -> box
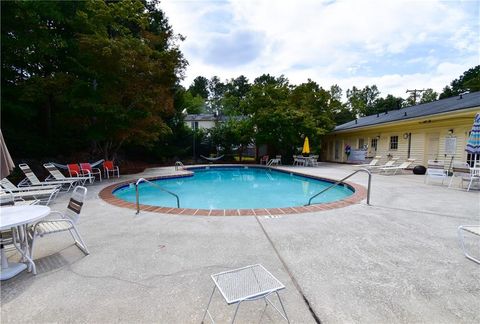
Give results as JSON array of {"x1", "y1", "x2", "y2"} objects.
[{"x1": 202, "y1": 264, "x2": 290, "y2": 323}]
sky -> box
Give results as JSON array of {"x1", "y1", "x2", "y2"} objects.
[{"x1": 161, "y1": 0, "x2": 479, "y2": 98}]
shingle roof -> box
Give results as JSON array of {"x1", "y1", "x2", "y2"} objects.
[
  {"x1": 334, "y1": 91, "x2": 480, "y2": 132},
  {"x1": 184, "y1": 114, "x2": 217, "y2": 121}
]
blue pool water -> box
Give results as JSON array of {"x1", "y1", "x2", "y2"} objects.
[{"x1": 113, "y1": 167, "x2": 354, "y2": 209}]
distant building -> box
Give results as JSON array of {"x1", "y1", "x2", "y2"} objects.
[
  {"x1": 184, "y1": 113, "x2": 246, "y2": 130},
  {"x1": 322, "y1": 91, "x2": 480, "y2": 166}
]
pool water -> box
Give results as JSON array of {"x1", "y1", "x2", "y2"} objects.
[{"x1": 113, "y1": 167, "x2": 354, "y2": 209}]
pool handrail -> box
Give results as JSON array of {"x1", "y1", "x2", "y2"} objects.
[
  {"x1": 306, "y1": 168, "x2": 371, "y2": 206},
  {"x1": 135, "y1": 178, "x2": 180, "y2": 214}
]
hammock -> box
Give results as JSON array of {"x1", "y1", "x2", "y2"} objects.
[
  {"x1": 51, "y1": 159, "x2": 105, "y2": 170},
  {"x1": 200, "y1": 155, "x2": 224, "y2": 162}
]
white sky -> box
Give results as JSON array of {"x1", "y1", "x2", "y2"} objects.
[{"x1": 161, "y1": 0, "x2": 479, "y2": 98}]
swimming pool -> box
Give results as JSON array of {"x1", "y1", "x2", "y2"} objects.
[{"x1": 113, "y1": 167, "x2": 355, "y2": 210}]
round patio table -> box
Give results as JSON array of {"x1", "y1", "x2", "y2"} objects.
[{"x1": 0, "y1": 205, "x2": 50, "y2": 280}]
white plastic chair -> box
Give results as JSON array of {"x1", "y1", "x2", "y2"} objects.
[
  {"x1": 29, "y1": 186, "x2": 89, "y2": 260},
  {"x1": 448, "y1": 162, "x2": 472, "y2": 189},
  {"x1": 425, "y1": 160, "x2": 448, "y2": 184},
  {"x1": 457, "y1": 225, "x2": 480, "y2": 264},
  {"x1": 466, "y1": 168, "x2": 480, "y2": 191}
]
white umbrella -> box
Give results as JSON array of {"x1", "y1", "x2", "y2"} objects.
[{"x1": 0, "y1": 130, "x2": 15, "y2": 179}]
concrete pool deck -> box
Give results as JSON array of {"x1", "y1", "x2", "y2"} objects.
[{"x1": 1, "y1": 163, "x2": 479, "y2": 323}]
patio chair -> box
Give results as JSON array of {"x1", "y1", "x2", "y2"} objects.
[
  {"x1": 457, "y1": 225, "x2": 480, "y2": 264},
  {"x1": 466, "y1": 167, "x2": 480, "y2": 192},
  {"x1": 293, "y1": 155, "x2": 305, "y2": 166},
  {"x1": 425, "y1": 160, "x2": 448, "y2": 185},
  {"x1": 0, "y1": 191, "x2": 39, "y2": 206},
  {"x1": 80, "y1": 162, "x2": 102, "y2": 182},
  {"x1": 103, "y1": 160, "x2": 120, "y2": 179},
  {"x1": 379, "y1": 159, "x2": 415, "y2": 175},
  {"x1": 29, "y1": 186, "x2": 89, "y2": 260},
  {"x1": 68, "y1": 164, "x2": 94, "y2": 184},
  {"x1": 43, "y1": 163, "x2": 90, "y2": 186},
  {"x1": 260, "y1": 155, "x2": 269, "y2": 165},
  {"x1": 17, "y1": 163, "x2": 77, "y2": 191},
  {"x1": 354, "y1": 156, "x2": 382, "y2": 168},
  {"x1": 448, "y1": 162, "x2": 471, "y2": 189}
]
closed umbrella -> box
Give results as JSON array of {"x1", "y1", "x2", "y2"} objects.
[
  {"x1": 302, "y1": 137, "x2": 310, "y2": 154},
  {"x1": 0, "y1": 130, "x2": 15, "y2": 179},
  {"x1": 466, "y1": 113, "x2": 480, "y2": 167}
]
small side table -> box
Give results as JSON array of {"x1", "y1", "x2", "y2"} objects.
[{"x1": 202, "y1": 264, "x2": 290, "y2": 323}]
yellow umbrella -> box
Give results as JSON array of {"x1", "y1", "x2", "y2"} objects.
[{"x1": 302, "y1": 137, "x2": 310, "y2": 154}]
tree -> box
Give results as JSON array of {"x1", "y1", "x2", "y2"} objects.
[
  {"x1": 373, "y1": 94, "x2": 404, "y2": 113},
  {"x1": 188, "y1": 76, "x2": 209, "y2": 99},
  {"x1": 346, "y1": 85, "x2": 380, "y2": 116},
  {"x1": 419, "y1": 88, "x2": 438, "y2": 104},
  {"x1": 439, "y1": 65, "x2": 480, "y2": 99},
  {"x1": 1, "y1": 0, "x2": 186, "y2": 160}
]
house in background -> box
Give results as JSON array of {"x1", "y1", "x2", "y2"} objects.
[
  {"x1": 184, "y1": 113, "x2": 218, "y2": 130},
  {"x1": 322, "y1": 91, "x2": 480, "y2": 166}
]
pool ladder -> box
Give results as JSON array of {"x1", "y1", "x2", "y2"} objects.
[
  {"x1": 305, "y1": 168, "x2": 372, "y2": 206},
  {"x1": 135, "y1": 178, "x2": 180, "y2": 214},
  {"x1": 175, "y1": 161, "x2": 185, "y2": 171}
]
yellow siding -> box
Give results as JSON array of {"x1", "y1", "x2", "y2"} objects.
[{"x1": 322, "y1": 108, "x2": 479, "y2": 166}]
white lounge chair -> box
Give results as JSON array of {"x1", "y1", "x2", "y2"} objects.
[
  {"x1": 293, "y1": 155, "x2": 305, "y2": 166},
  {"x1": 43, "y1": 163, "x2": 91, "y2": 185},
  {"x1": 354, "y1": 155, "x2": 382, "y2": 168},
  {"x1": 425, "y1": 160, "x2": 448, "y2": 185},
  {"x1": 29, "y1": 186, "x2": 89, "y2": 260},
  {"x1": 1, "y1": 177, "x2": 59, "y2": 192},
  {"x1": 367, "y1": 158, "x2": 398, "y2": 172},
  {"x1": 0, "y1": 186, "x2": 59, "y2": 205},
  {"x1": 0, "y1": 191, "x2": 39, "y2": 206},
  {"x1": 379, "y1": 159, "x2": 415, "y2": 175},
  {"x1": 18, "y1": 163, "x2": 78, "y2": 191},
  {"x1": 457, "y1": 225, "x2": 480, "y2": 264}
]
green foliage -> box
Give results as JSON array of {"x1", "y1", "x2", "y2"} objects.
[
  {"x1": 439, "y1": 65, "x2": 480, "y2": 99},
  {"x1": 1, "y1": 0, "x2": 186, "y2": 160},
  {"x1": 419, "y1": 88, "x2": 438, "y2": 104}
]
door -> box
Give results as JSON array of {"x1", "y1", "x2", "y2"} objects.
[
  {"x1": 334, "y1": 140, "x2": 340, "y2": 161},
  {"x1": 425, "y1": 133, "x2": 440, "y2": 163}
]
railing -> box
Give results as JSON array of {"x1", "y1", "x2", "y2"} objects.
[
  {"x1": 135, "y1": 178, "x2": 180, "y2": 214},
  {"x1": 306, "y1": 168, "x2": 372, "y2": 206},
  {"x1": 175, "y1": 161, "x2": 185, "y2": 171}
]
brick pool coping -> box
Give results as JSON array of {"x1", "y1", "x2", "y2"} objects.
[{"x1": 98, "y1": 165, "x2": 368, "y2": 216}]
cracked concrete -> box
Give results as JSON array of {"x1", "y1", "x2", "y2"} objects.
[{"x1": 1, "y1": 163, "x2": 479, "y2": 323}]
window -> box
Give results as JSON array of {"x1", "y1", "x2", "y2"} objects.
[
  {"x1": 358, "y1": 138, "x2": 364, "y2": 149},
  {"x1": 390, "y1": 136, "x2": 398, "y2": 150},
  {"x1": 467, "y1": 153, "x2": 479, "y2": 167},
  {"x1": 371, "y1": 138, "x2": 378, "y2": 150},
  {"x1": 191, "y1": 121, "x2": 198, "y2": 130}
]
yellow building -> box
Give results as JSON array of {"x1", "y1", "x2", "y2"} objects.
[{"x1": 323, "y1": 91, "x2": 480, "y2": 166}]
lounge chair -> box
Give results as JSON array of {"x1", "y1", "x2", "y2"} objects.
[
  {"x1": 379, "y1": 159, "x2": 416, "y2": 175},
  {"x1": 1, "y1": 177, "x2": 59, "y2": 192},
  {"x1": 425, "y1": 160, "x2": 448, "y2": 184},
  {"x1": 0, "y1": 186, "x2": 59, "y2": 205},
  {"x1": 448, "y1": 162, "x2": 471, "y2": 189},
  {"x1": 68, "y1": 164, "x2": 94, "y2": 183},
  {"x1": 80, "y1": 162, "x2": 102, "y2": 181},
  {"x1": 43, "y1": 163, "x2": 91, "y2": 186},
  {"x1": 354, "y1": 156, "x2": 382, "y2": 168},
  {"x1": 457, "y1": 225, "x2": 480, "y2": 264},
  {"x1": 29, "y1": 186, "x2": 89, "y2": 260},
  {"x1": 0, "y1": 191, "x2": 39, "y2": 206},
  {"x1": 18, "y1": 163, "x2": 77, "y2": 191},
  {"x1": 103, "y1": 160, "x2": 120, "y2": 178},
  {"x1": 367, "y1": 158, "x2": 399, "y2": 171}
]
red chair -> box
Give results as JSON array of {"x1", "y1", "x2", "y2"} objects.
[
  {"x1": 68, "y1": 164, "x2": 94, "y2": 184},
  {"x1": 260, "y1": 155, "x2": 269, "y2": 165},
  {"x1": 80, "y1": 163, "x2": 102, "y2": 181},
  {"x1": 103, "y1": 160, "x2": 120, "y2": 179}
]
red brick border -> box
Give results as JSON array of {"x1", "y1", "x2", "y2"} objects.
[{"x1": 98, "y1": 166, "x2": 367, "y2": 216}]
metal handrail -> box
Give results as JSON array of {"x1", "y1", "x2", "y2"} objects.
[
  {"x1": 306, "y1": 168, "x2": 372, "y2": 206},
  {"x1": 135, "y1": 178, "x2": 180, "y2": 214}
]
